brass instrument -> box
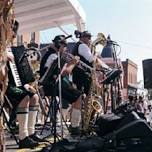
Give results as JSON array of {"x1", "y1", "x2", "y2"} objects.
[
  {"x1": 82, "y1": 79, "x2": 103, "y2": 134},
  {"x1": 82, "y1": 33, "x2": 106, "y2": 134},
  {"x1": 61, "y1": 52, "x2": 94, "y2": 71},
  {"x1": 39, "y1": 51, "x2": 95, "y2": 85},
  {"x1": 91, "y1": 33, "x2": 107, "y2": 50},
  {"x1": 91, "y1": 33, "x2": 111, "y2": 71},
  {"x1": 25, "y1": 48, "x2": 48, "y2": 116},
  {"x1": 26, "y1": 48, "x2": 41, "y2": 74}
]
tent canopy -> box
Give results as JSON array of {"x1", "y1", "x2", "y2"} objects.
[{"x1": 14, "y1": 0, "x2": 86, "y2": 34}]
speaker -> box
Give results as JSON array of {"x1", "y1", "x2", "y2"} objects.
[
  {"x1": 104, "y1": 119, "x2": 152, "y2": 151},
  {"x1": 142, "y1": 59, "x2": 152, "y2": 89},
  {"x1": 95, "y1": 113, "x2": 123, "y2": 136}
]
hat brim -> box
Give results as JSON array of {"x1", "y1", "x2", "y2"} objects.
[{"x1": 82, "y1": 34, "x2": 92, "y2": 37}]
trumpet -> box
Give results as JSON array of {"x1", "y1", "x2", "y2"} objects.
[
  {"x1": 61, "y1": 52, "x2": 94, "y2": 72},
  {"x1": 39, "y1": 51, "x2": 94, "y2": 86},
  {"x1": 61, "y1": 52, "x2": 112, "y2": 75}
]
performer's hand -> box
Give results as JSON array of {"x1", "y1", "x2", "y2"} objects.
[
  {"x1": 7, "y1": 52, "x2": 14, "y2": 62},
  {"x1": 71, "y1": 56, "x2": 80, "y2": 65},
  {"x1": 24, "y1": 84, "x2": 30, "y2": 90},
  {"x1": 24, "y1": 84, "x2": 36, "y2": 93}
]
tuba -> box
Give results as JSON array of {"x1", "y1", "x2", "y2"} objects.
[
  {"x1": 82, "y1": 33, "x2": 106, "y2": 134},
  {"x1": 91, "y1": 32, "x2": 107, "y2": 53}
]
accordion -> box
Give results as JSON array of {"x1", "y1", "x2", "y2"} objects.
[{"x1": 11, "y1": 45, "x2": 35, "y2": 85}]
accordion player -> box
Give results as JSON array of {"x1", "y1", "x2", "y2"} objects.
[{"x1": 6, "y1": 45, "x2": 36, "y2": 101}]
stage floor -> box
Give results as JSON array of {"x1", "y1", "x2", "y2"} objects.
[{"x1": 5, "y1": 122, "x2": 71, "y2": 152}]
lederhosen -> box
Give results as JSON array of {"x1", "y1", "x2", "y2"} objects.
[
  {"x1": 72, "y1": 42, "x2": 93, "y2": 95},
  {"x1": 39, "y1": 47, "x2": 81, "y2": 104}
]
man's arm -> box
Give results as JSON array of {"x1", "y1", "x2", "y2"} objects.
[
  {"x1": 61, "y1": 56, "x2": 80, "y2": 76},
  {"x1": 78, "y1": 43, "x2": 94, "y2": 63},
  {"x1": 96, "y1": 57, "x2": 111, "y2": 71}
]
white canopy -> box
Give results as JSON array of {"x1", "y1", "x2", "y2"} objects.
[{"x1": 14, "y1": 0, "x2": 86, "y2": 34}]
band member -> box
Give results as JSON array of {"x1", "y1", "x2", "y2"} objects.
[
  {"x1": 72, "y1": 31, "x2": 97, "y2": 95},
  {"x1": 72, "y1": 31, "x2": 120, "y2": 95},
  {"x1": 6, "y1": 21, "x2": 43, "y2": 149},
  {"x1": 39, "y1": 35, "x2": 82, "y2": 135},
  {"x1": 6, "y1": 78, "x2": 41, "y2": 148}
]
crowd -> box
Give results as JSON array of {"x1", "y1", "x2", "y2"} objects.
[{"x1": 127, "y1": 95, "x2": 152, "y2": 125}]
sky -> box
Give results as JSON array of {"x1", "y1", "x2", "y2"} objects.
[{"x1": 40, "y1": 0, "x2": 152, "y2": 82}]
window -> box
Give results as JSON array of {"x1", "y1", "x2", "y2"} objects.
[{"x1": 17, "y1": 35, "x2": 23, "y2": 46}]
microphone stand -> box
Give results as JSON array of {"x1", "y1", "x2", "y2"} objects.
[
  {"x1": 111, "y1": 43, "x2": 123, "y2": 112},
  {"x1": 57, "y1": 51, "x2": 64, "y2": 140},
  {"x1": 40, "y1": 51, "x2": 64, "y2": 143}
]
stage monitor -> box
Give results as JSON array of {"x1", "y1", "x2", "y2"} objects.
[{"x1": 142, "y1": 59, "x2": 152, "y2": 89}]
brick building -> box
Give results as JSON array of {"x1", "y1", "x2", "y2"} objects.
[{"x1": 122, "y1": 59, "x2": 138, "y2": 100}]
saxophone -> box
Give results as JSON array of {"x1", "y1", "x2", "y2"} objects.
[
  {"x1": 82, "y1": 33, "x2": 106, "y2": 134},
  {"x1": 82, "y1": 70, "x2": 103, "y2": 134}
]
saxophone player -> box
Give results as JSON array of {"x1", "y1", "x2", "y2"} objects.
[
  {"x1": 72, "y1": 31, "x2": 121, "y2": 95},
  {"x1": 72, "y1": 31, "x2": 102, "y2": 95},
  {"x1": 72, "y1": 31, "x2": 121, "y2": 117}
]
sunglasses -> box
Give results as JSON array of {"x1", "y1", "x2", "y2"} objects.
[{"x1": 84, "y1": 36, "x2": 91, "y2": 40}]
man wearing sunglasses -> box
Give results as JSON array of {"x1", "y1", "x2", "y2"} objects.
[
  {"x1": 40, "y1": 35, "x2": 82, "y2": 136},
  {"x1": 72, "y1": 31, "x2": 94, "y2": 95}
]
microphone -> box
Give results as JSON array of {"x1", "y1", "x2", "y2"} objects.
[
  {"x1": 107, "y1": 35, "x2": 120, "y2": 46},
  {"x1": 65, "y1": 35, "x2": 72, "y2": 40}
]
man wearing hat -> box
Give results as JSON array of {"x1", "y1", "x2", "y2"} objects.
[
  {"x1": 72, "y1": 31, "x2": 119, "y2": 95},
  {"x1": 40, "y1": 35, "x2": 82, "y2": 136},
  {"x1": 72, "y1": 31, "x2": 94, "y2": 95}
]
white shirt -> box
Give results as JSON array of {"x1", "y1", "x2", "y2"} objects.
[
  {"x1": 78, "y1": 43, "x2": 94, "y2": 63},
  {"x1": 44, "y1": 53, "x2": 58, "y2": 68}
]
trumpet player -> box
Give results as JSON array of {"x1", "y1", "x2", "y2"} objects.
[{"x1": 39, "y1": 35, "x2": 82, "y2": 136}]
